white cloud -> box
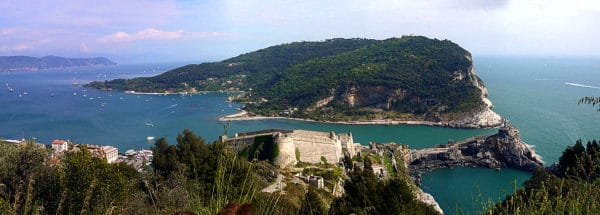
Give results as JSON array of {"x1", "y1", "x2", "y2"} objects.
[
  {"x1": 98, "y1": 28, "x2": 231, "y2": 43},
  {"x1": 98, "y1": 28, "x2": 183, "y2": 43}
]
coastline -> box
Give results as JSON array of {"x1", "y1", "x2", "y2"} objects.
[
  {"x1": 219, "y1": 109, "x2": 502, "y2": 129},
  {"x1": 123, "y1": 90, "x2": 245, "y2": 95}
]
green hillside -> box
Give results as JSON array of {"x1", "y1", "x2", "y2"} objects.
[{"x1": 87, "y1": 36, "x2": 485, "y2": 121}]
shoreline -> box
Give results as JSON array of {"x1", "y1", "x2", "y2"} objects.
[
  {"x1": 219, "y1": 110, "x2": 501, "y2": 129},
  {"x1": 123, "y1": 90, "x2": 245, "y2": 95}
]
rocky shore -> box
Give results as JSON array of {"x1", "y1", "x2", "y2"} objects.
[
  {"x1": 219, "y1": 108, "x2": 503, "y2": 129},
  {"x1": 406, "y1": 123, "x2": 543, "y2": 173}
]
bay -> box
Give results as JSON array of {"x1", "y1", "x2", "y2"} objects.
[{"x1": 1, "y1": 56, "x2": 599, "y2": 214}]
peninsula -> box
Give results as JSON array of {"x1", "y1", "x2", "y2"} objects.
[
  {"x1": 88, "y1": 36, "x2": 501, "y2": 128},
  {"x1": 0, "y1": 55, "x2": 116, "y2": 72}
]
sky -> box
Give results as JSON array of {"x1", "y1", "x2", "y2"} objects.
[{"x1": 1, "y1": 0, "x2": 599, "y2": 63}]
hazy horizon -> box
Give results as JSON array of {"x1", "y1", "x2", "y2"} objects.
[{"x1": 2, "y1": 0, "x2": 599, "y2": 63}]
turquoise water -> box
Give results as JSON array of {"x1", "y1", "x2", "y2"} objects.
[
  {"x1": 420, "y1": 56, "x2": 600, "y2": 214},
  {"x1": 1, "y1": 56, "x2": 599, "y2": 214}
]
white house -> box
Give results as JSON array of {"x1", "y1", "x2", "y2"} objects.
[{"x1": 51, "y1": 140, "x2": 68, "y2": 153}]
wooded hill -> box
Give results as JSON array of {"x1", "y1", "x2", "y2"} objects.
[{"x1": 88, "y1": 36, "x2": 485, "y2": 121}]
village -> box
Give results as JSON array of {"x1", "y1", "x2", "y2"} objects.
[{"x1": 0, "y1": 138, "x2": 153, "y2": 172}]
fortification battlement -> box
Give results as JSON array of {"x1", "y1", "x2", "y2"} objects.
[{"x1": 222, "y1": 129, "x2": 359, "y2": 168}]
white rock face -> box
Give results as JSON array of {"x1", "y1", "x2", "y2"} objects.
[
  {"x1": 447, "y1": 55, "x2": 502, "y2": 128},
  {"x1": 415, "y1": 189, "x2": 444, "y2": 214}
]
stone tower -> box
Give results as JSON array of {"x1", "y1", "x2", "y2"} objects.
[{"x1": 273, "y1": 132, "x2": 296, "y2": 168}]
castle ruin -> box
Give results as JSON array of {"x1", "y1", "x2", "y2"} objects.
[{"x1": 221, "y1": 129, "x2": 360, "y2": 168}]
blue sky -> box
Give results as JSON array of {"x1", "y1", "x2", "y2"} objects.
[{"x1": 1, "y1": 0, "x2": 599, "y2": 63}]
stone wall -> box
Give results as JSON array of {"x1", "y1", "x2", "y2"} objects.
[{"x1": 223, "y1": 129, "x2": 355, "y2": 168}]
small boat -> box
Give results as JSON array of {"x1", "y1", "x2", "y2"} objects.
[
  {"x1": 9, "y1": 88, "x2": 13, "y2": 93},
  {"x1": 146, "y1": 136, "x2": 155, "y2": 141},
  {"x1": 144, "y1": 122, "x2": 154, "y2": 127},
  {"x1": 22, "y1": 92, "x2": 28, "y2": 95},
  {"x1": 50, "y1": 93, "x2": 55, "y2": 97},
  {"x1": 73, "y1": 92, "x2": 77, "y2": 96},
  {"x1": 72, "y1": 81, "x2": 79, "y2": 85}
]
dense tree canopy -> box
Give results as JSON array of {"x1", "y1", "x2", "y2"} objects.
[{"x1": 88, "y1": 36, "x2": 485, "y2": 120}]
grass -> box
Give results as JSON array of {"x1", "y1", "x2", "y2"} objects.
[{"x1": 485, "y1": 177, "x2": 600, "y2": 214}]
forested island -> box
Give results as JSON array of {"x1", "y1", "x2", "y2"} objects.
[
  {"x1": 87, "y1": 36, "x2": 501, "y2": 128},
  {"x1": 0, "y1": 55, "x2": 116, "y2": 72}
]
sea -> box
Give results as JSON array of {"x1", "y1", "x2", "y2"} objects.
[{"x1": 1, "y1": 56, "x2": 599, "y2": 214}]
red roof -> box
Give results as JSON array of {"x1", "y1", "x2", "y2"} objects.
[
  {"x1": 52, "y1": 140, "x2": 66, "y2": 145},
  {"x1": 48, "y1": 157, "x2": 61, "y2": 165}
]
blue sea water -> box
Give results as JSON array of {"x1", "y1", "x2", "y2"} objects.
[{"x1": 1, "y1": 56, "x2": 599, "y2": 214}]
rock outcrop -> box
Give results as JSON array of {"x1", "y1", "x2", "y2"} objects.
[
  {"x1": 407, "y1": 122, "x2": 543, "y2": 172},
  {"x1": 442, "y1": 107, "x2": 502, "y2": 129},
  {"x1": 414, "y1": 188, "x2": 444, "y2": 214}
]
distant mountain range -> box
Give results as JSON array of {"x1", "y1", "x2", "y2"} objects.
[{"x1": 0, "y1": 55, "x2": 116, "y2": 72}]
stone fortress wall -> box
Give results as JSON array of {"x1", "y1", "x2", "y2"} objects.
[{"x1": 222, "y1": 129, "x2": 360, "y2": 168}]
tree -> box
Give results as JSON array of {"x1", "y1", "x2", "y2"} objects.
[
  {"x1": 299, "y1": 187, "x2": 326, "y2": 215},
  {"x1": 329, "y1": 163, "x2": 438, "y2": 215},
  {"x1": 491, "y1": 139, "x2": 600, "y2": 214},
  {"x1": 176, "y1": 129, "x2": 212, "y2": 181},
  {"x1": 61, "y1": 145, "x2": 136, "y2": 214},
  {"x1": 578, "y1": 96, "x2": 600, "y2": 111},
  {"x1": 152, "y1": 137, "x2": 179, "y2": 177},
  {"x1": 558, "y1": 140, "x2": 596, "y2": 180}
]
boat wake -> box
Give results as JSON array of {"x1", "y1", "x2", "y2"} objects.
[{"x1": 564, "y1": 82, "x2": 600, "y2": 90}]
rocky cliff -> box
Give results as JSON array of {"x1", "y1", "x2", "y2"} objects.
[{"x1": 407, "y1": 123, "x2": 543, "y2": 172}]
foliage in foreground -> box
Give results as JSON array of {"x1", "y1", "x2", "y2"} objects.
[
  {"x1": 0, "y1": 142, "x2": 137, "y2": 214},
  {"x1": 329, "y1": 158, "x2": 440, "y2": 215},
  {"x1": 0, "y1": 129, "x2": 443, "y2": 214},
  {"x1": 490, "y1": 140, "x2": 600, "y2": 214},
  {"x1": 579, "y1": 96, "x2": 600, "y2": 111}
]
